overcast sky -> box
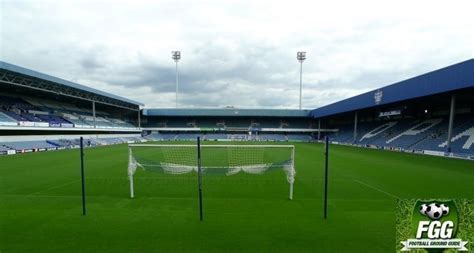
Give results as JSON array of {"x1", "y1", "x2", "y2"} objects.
[{"x1": 1, "y1": 0, "x2": 473, "y2": 109}]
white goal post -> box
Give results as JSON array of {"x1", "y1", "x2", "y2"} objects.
[{"x1": 127, "y1": 144, "x2": 296, "y2": 200}]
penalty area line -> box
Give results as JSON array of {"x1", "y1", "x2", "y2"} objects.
[
  {"x1": 28, "y1": 180, "x2": 79, "y2": 196},
  {"x1": 352, "y1": 179, "x2": 400, "y2": 199}
]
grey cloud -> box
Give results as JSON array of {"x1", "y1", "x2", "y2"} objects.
[{"x1": 2, "y1": 1, "x2": 473, "y2": 109}]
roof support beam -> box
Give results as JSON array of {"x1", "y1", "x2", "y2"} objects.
[
  {"x1": 446, "y1": 94, "x2": 456, "y2": 153},
  {"x1": 92, "y1": 101, "x2": 96, "y2": 129},
  {"x1": 318, "y1": 119, "x2": 321, "y2": 140},
  {"x1": 0, "y1": 80, "x2": 137, "y2": 111},
  {"x1": 353, "y1": 111, "x2": 358, "y2": 144},
  {"x1": 138, "y1": 108, "x2": 141, "y2": 128}
]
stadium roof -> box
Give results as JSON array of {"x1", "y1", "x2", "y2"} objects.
[
  {"x1": 310, "y1": 59, "x2": 474, "y2": 118},
  {"x1": 0, "y1": 61, "x2": 144, "y2": 109},
  {"x1": 143, "y1": 108, "x2": 311, "y2": 117}
]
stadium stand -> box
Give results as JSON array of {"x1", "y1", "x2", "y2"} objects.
[
  {"x1": 176, "y1": 133, "x2": 202, "y2": 140},
  {"x1": 2, "y1": 59, "x2": 473, "y2": 159},
  {"x1": 257, "y1": 133, "x2": 287, "y2": 141},
  {"x1": 145, "y1": 117, "x2": 313, "y2": 130},
  {"x1": 142, "y1": 108, "x2": 321, "y2": 143},
  {"x1": 287, "y1": 133, "x2": 313, "y2": 141},
  {"x1": 0, "y1": 61, "x2": 143, "y2": 155},
  {"x1": 0, "y1": 96, "x2": 136, "y2": 129},
  {"x1": 0, "y1": 94, "x2": 138, "y2": 129},
  {"x1": 313, "y1": 59, "x2": 474, "y2": 159},
  {"x1": 204, "y1": 133, "x2": 227, "y2": 140},
  {"x1": 324, "y1": 115, "x2": 474, "y2": 157},
  {"x1": 4, "y1": 140, "x2": 57, "y2": 150}
]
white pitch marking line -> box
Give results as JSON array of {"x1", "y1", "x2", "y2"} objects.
[
  {"x1": 28, "y1": 180, "x2": 79, "y2": 196},
  {"x1": 0, "y1": 194, "x2": 105, "y2": 199},
  {"x1": 352, "y1": 179, "x2": 399, "y2": 199}
]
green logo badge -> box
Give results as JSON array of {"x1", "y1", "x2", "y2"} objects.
[{"x1": 400, "y1": 200, "x2": 469, "y2": 251}]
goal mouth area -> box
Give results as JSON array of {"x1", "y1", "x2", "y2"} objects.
[
  {"x1": 134, "y1": 160, "x2": 293, "y2": 176},
  {"x1": 127, "y1": 143, "x2": 296, "y2": 199},
  {"x1": 128, "y1": 144, "x2": 295, "y2": 175}
]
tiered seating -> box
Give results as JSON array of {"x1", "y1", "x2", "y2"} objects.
[
  {"x1": 328, "y1": 115, "x2": 474, "y2": 155},
  {"x1": 436, "y1": 118, "x2": 474, "y2": 154},
  {"x1": 329, "y1": 124, "x2": 354, "y2": 143},
  {"x1": 358, "y1": 121, "x2": 397, "y2": 145},
  {"x1": 0, "y1": 146, "x2": 11, "y2": 152},
  {"x1": 385, "y1": 119, "x2": 443, "y2": 149},
  {"x1": 204, "y1": 133, "x2": 227, "y2": 140},
  {"x1": 0, "y1": 94, "x2": 137, "y2": 129},
  {"x1": 107, "y1": 118, "x2": 136, "y2": 128},
  {"x1": 37, "y1": 114, "x2": 73, "y2": 127},
  {"x1": 0, "y1": 95, "x2": 35, "y2": 111},
  {"x1": 160, "y1": 133, "x2": 177, "y2": 140},
  {"x1": 450, "y1": 127, "x2": 474, "y2": 153},
  {"x1": 0, "y1": 136, "x2": 146, "y2": 155},
  {"x1": 361, "y1": 120, "x2": 421, "y2": 148},
  {"x1": 4, "y1": 141, "x2": 57, "y2": 150},
  {"x1": 143, "y1": 133, "x2": 163, "y2": 141},
  {"x1": 176, "y1": 133, "x2": 202, "y2": 140},
  {"x1": 47, "y1": 139, "x2": 78, "y2": 147},
  {"x1": 227, "y1": 134, "x2": 248, "y2": 140},
  {"x1": 145, "y1": 117, "x2": 314, "y2": 129},
  {"x1": 407, "y1": 117, "x2": 472, "y2": 152},
  {"x1": 60, "y1": 112, "x2": 90, "y2": 127},
  {"x1": 0, "y1": 112, "x2": 17, "y2": 126},
  {"x1": 1, "y1": 110, "x2": 25, "y2": 121},
  {"x1": 258, "y1": 134, "x2": 287, "y2": 141},
  {"x1": 287, "y1": 134, "x2": 312, "y2": 141}
]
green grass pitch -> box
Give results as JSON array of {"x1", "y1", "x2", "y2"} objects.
[{"x1": 1, "y1": 142, "x2": 473, "y2": 252}]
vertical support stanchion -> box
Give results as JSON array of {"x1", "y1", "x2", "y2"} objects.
[
  {"x1": 80, "y1": 137, "x2": 86, "y2": 216},
  {"x1": 197, "y1": 137, "x2": 203, "y2": 221},
  {"x1": 289, "y1": 146, "x2": 295, "y2": 200},
  {"x1": 317, "y1": 119, "x2": 321, "y2": 140},
  {"x1": 446, "y1": 94, "x2": 456, "y2": 153},
  {"x1": 128, "y1": 146, "x2": 134, "y2": 199},
  {"x1": 323, "y1": 136, "x2": 329, "y2": 219},
  {"x1": 353, "y1": 111, "x2": 358, "y2": 144},
  {"x1": 129, "y1": 173, "x2": 135, "y2": 199}
]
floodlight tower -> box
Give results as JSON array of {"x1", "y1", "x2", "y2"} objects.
[
  {"x1": 297, "y1": 51, "x2": 306, "y2": 109},
  {"x1": 172, "y1": 51, "x2": 181, "y2": 108}
]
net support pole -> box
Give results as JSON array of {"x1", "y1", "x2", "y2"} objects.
[
  {"x1": 80, "y1": 137, "x2": 86, "y2": 216},
  {"x1": 289, "y1": 146, "x2": 295, "y2": 200},
  {"x1": 323, "y1": 136, "x2": 329, "y2": 219},
  {"x1": 197, "y1": 137, "x2": 203, "y2": 221},
  {"x1": 129, "y1": 147, "x2": 135, "y2": 199},
  {"x1": 129, "y1": 173, "x2": 135, "y2": 199}
]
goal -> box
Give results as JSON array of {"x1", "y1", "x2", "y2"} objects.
[{"x1": 127, "y1": 144, "x2": 296, "y2": 199}]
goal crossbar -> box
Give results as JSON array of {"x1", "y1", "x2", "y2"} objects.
[{"x1": 128, "y1": 144, "x2": 295, "y2": 148}]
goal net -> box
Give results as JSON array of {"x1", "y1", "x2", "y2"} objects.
[{"x1": 128, "y1": 144, "x2": 296, "y2": 199}]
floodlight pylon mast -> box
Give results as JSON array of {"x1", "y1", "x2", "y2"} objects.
[
  {"x1": 297, "y1": 51, "x2": 306, "y2": 110},
  {"x1": 172, "y1": 51, "x2": 181, "y2": 108}
]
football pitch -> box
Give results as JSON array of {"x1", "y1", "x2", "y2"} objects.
[{"x1": 1, "y1": 142, "x2": 473, "y2": 252}]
